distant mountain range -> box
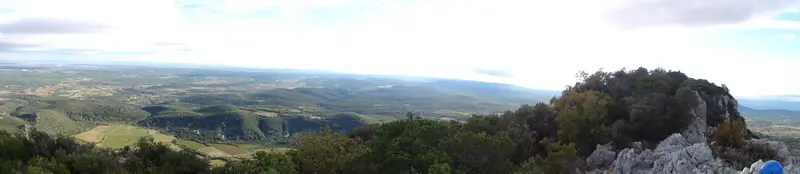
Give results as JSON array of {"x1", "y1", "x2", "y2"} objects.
[
  {"x1": 739, "y1": 105, "x2": 800, "y2": 118},
  {"x1": 738, "y1": 96, "x2": 800, "y2": 111}
]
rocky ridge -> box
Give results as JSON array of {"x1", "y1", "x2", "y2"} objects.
[
  {"x1": 584, "y1": 91, "x2": 800, "y2": 173},
  {"x1": 585, "y1": 134, "x2": 800, "y2": 173}
]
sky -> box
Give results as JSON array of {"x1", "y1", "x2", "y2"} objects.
[{"x1": 0, "y1": 0, "x2": 799, "y2": 98}]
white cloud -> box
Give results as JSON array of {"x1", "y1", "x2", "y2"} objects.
[
  {"x1": 0, "y1": 0, "x2": 798, "y2": 97},
  {"x1": 787, "y1": 33, "x2": 797, "y2": 39},
  {"x1": 607, "y1": 0, "x2": 800, "y2": 28}
]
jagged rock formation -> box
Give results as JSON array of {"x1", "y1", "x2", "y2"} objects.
[
  {"x1": 737, "y1": 139, "x2": 800, "y2": 173},
  {"x1": 586, "y1": 134, "x2": 800, "y2": 173},
  {"x1": 681, "y1": 91, "x2": 709, "y2": 144},
  {"x1": 586, "y1": 143, "x2": 616, "y2": 169},
  {"x1": 609, "y1": 142, "x2": 653, "y2": 173},
  {"x1": 586, "y1": 134, "x2": 717, "y2": 174},
  {"x1": 582, "y1": 89, "x2": 797, "y2": 174},
  {"x1": 651, "y1": 142, "x2": 717, "y2": 173},
  {"x1": 744, "y1": 139, "x2": 791, "y2": 163}
]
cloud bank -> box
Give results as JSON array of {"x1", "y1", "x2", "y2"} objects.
[
  {"x1": 0, "y1": 0, "x2": 798, "y2": 97},
  {"x1": 0, "y1": 17, "x2": 108, "y2": 34},
  {"x1": 608, "y1": 0, "x2": 800, "y2": 28}
]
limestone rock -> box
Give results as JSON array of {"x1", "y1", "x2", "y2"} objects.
[
  {"x1": 611, "y1": 148, "x2": 636, "y2": 174},
  {"x1": 632, "y1": 142, "x2": 643, "y2": 150},
  {"x1": 739, "y1": 167, "x2": 750, "y2": 174},
  {"x1": 750, "y1": 160, "x2": 764, "y2": 174},
  {"x1": 601, "y1": 134, "x2": 733, "y2": 174},
  {"x1": 784, "y1": 164, "x2": 800, "y2": 173},
  {"x1": 587, "y1": 143, "x2": 616, "y2": 169},
  {"x1": 610, "y1": 147, "x2": 654, "y2": 174},
  {"x1": 743, "y1": 139, "x2": 791, "y2": 163},
  {"x1": 655, "y1": 134, "x2": 690, "y2": 153},
  {"x1": 786, "y1": 156, "x2": 800, "y2": 167},
  {"x1": 651, "y1": 143, "x2": 718, "y2": 173},
  {"x1": 682, "y1": 91, "x2": 708, "y2": 144}
]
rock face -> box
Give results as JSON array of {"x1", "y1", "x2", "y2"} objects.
[
  {"x1": 588, "y1": 134, "x2": 722, "y2": 174},
  {"x1": 743, "y1": 139, "x2": 791, "y2": 163},
  {"x1": 682, "y1": 91, "x2": 708, "y2": 144},
  {"x1": 582, "y1": 90, "x2": 800, "y2": 174},
  {"x1": 586, "y1": 144, "x2": 616, "y2": 169},
  {"x1": 609, "y1": 144, "x2": 653, "y2": 174},
  {"x1": 589, "y1": 133, "x2": 800, "y2": 173},
  {"x1": 651, "y1": 143, "x2": 717, "y2": 173}
]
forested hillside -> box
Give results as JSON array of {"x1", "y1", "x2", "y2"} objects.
[
  {"x1": 3, "y1": 67, "x2": 792, "y2": 173},
  {"x1": 0, "y1": 63, "x2": 559, "y2": 147}
]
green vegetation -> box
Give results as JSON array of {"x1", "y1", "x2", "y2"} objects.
[
  {"x1": 713, "y1": 119, "x2": 747, "y2": 148},
  {"x1": 211, "y1": 159, "x2": 228, "y2": 168},
  {"x1": 210, "y1": 144, "x2": 251, "y2": 155},
  {"x1": 48, "y1": 101, "x2": 150, "y2": 123},
  {"x1": 217, "y1": 67, "x2": 757, "y2": 173},
  {"x1": 0, "y1": 115, "x2": 25, "y2": 133},
  {"x1": 516, "y1": 140, "x2": 579, "y2": 174},
  {"x1": 0, "y1": 130, "x2": 213, "y2": 174},
  {"x1": 73, "y1": 124, "x2": 175, "y2": 149},
  {"x1": 176, "y1": 139, "x2": 208, "y2": 149},
  {"x1": 0, "y1": 63, "x2": 787, "y2": 173},
  {"x1": 0, "y1": 62, "x2": 558, "y2": 146},
  {"x1": 26, "y1": 109, "x2": 90, "y2": 135}
]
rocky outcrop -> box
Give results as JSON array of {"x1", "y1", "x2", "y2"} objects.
[
  {"x1": 783, "y1": 163, "x2": 800, "y2": 173},
  {"x1": 649, "y1": 134, "x2": 718, "y2": 173},
  {"x1": 743, "y1": 139, "x2": 791, "y2": 163},
  {"x1": 651, "y1": 143, "x2": 717, "y2": 173},
  {"x1": 737, "y1": 159, "x2": 800, "y2": 173},
  {"x1": 594, "y1": 134, "x2": 800, "y2": 173},
  {"x1": 588, "y1": 134, "x2": 724, "y2": 174},
  {"x1": 682, "y1": 91, "x2": 708, "y2": 144},
  {"x1": 716, "y1": 95, "x2": 734, "y2": 121},
  {"x1": 735, "y1": 139, "x2": 800, "y2": 173},
  {"x1": 610, "y1": 143, "x2": 653, "y2": 174},
  {"x1": 582, "y1": 90, "x2": 799, "y2": 174},
  {"x1": 586, "y1": 143, "x2": 616, "y2": 169}
]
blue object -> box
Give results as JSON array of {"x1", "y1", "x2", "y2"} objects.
[{"x1": 761, "y1": 160, "x2": 783, "y2": 174}]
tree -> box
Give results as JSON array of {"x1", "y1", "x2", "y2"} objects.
[
  {"x1": 294, "y1": 126, "x2": 367, "y2": 174},
  {"x1": 501, "y1": 103, "x2": 558, "y2": 164},
  {"x1": 119, "y1": 136, "x2": 211, "y2": 174},
  {"x1": 553, "y1": 91, "x2": 612, "y2": 156},
  {"x1": 369, "y1": 114, "x2": 455, "y2": 174},
  {"x1": 515, "y1": 140, "x2": 578, "y2": 174},
  {"x1": 627, "y1": 93, "x2": 675, "y2": 142},
  {"x1": 228, "y1": 151, "x2": 298, "y2": 174},
  {"x1": 441, "y1": 132, "x2": 515, "y2": 174}
]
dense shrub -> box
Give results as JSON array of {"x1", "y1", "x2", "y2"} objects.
[
  {"x1": 712, "y1": 119, "x2": 746, "y2": 148},
  {"x1": 515, "y1": 140, "x2": 579, "y2": 174},
  {"x1": 0, "y1": 130, "x2": 213, "y2": 174}
]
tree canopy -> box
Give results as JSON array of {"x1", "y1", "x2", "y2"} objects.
[{"x1": 0, "y1": 67, "x2": 754, "y2": 174}]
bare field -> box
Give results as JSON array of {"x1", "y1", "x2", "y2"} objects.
[
  {"x1": 254, "y1": 111, "x2": 278, "y2": 117},
  {"x1": 73, "y1": 125, "x2": 176, "y2": 149},
  {"x1": 198, "y1": 147, "x2": 232, "y2": 158},
  {"x1": 750, "y1": 124, "x2": 800, "y2": 137},
  {"x1": 73, "y1": 125, "x2": 112, "y2": 143}
]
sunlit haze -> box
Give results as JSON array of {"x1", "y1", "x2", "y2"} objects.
[{"x1": 1, "y1": 0, "x2": 799, "y2": 97}]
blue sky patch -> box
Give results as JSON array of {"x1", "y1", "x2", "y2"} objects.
[
  {"x1": 706, "y1": 28, "x2": 800, "y2": 59},
  {"x1": 773, "y1": 12, "x2": 800, "y2": 21},
  {"x1": 224, "y1": 7, "x2": 282, "y2": 18}
]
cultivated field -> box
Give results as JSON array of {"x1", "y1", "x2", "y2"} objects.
[{"x1": 74, "y1": 124, "x2": 176, "y2": 149}]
